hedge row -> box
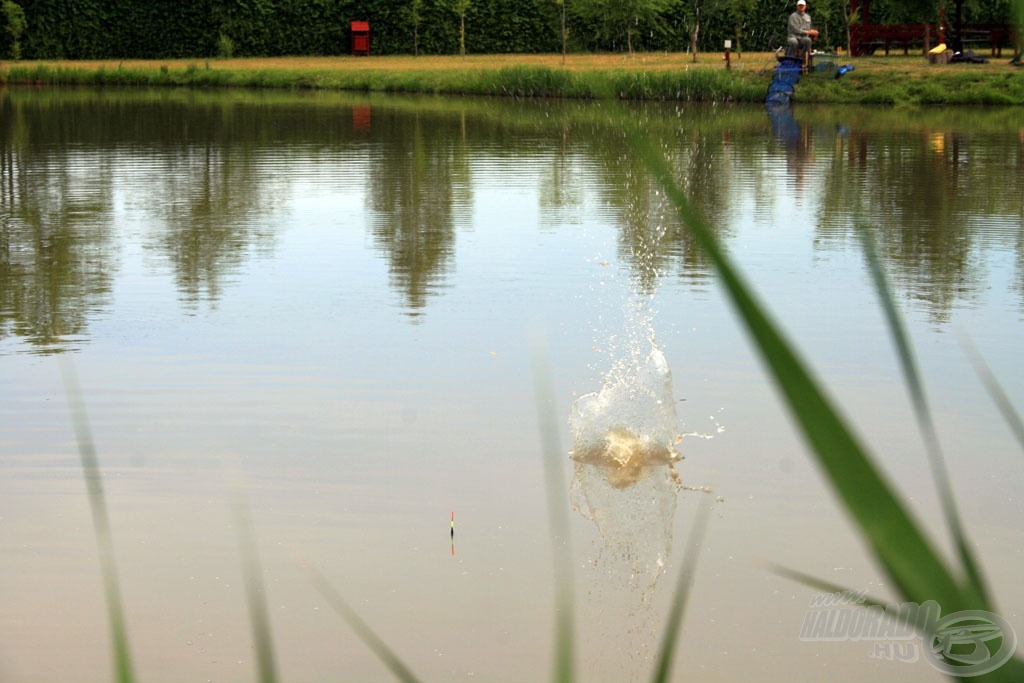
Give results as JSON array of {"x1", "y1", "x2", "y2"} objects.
[
  {"x1": 6, "y1": 0, "x2": 1016, "y2": 60},
  {"x1": 12, "y1": 0, "x2": 561, "y2": 58}
]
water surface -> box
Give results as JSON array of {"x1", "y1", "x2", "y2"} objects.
[{"x1": 2, "y1": 88, "x2": 1023, "y2": 682}]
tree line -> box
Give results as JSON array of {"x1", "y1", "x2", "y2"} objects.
[{"x1": 0, "y1": 0, "x2": 1014, "y2": 60}]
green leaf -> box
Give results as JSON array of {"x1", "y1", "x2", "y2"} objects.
[
  {"x1": 649, "y1": 502, "x2": 711, "y2": 683},
  {"x1": 309, "y1": 568, "x2": 426, "y2": 683},
  {"x1": 59, "y1": 358, "x2": 136, "y2": 683},
  {"x1": 530, "y1": 331, "x2": 577, "y2": 683},
  {"x1": 856, "y1": 226, "x2": 990, "y2": 608}
]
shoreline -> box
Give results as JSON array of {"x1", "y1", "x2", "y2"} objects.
[{"x1": 3, "y1": 52, "x2": 1023, "y2": 104}]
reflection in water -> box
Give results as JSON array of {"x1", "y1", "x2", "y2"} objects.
[
  {"x1": 0, "y1": 99, "x2": 117, "y2": 353},
  {"x1": 813, "y1": 116, "x2": 1024, "y2": 323},
  {"x1": 768, "y1": 102, "x2": 815, "y2": 189},
  {"x1": 148, "y1": 145, "x2": 280, "y2": 309},
  {"x1": 366, "y1": 109, "x2": 471, "y2": 319},
  {"x1": 2, "y1": 89, "x2": 1023, "y2": 353}
]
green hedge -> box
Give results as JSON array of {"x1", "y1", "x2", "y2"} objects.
[{"x1": 11, "y1": 0, "x2": 1016, "y2": 59}]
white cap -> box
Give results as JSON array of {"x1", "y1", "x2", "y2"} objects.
[{"x1": 797, "y1": 0, "x2": 806, "y2": 5}]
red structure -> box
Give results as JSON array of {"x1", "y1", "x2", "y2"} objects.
[
  {"x1": 351, "y1": 21, "x2": 370, "y2": 56},
  {"x1": 848, "y1": 0, "x2": 1012, "y2": 57}
]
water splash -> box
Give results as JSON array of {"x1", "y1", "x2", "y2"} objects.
[
  {"x1": 570, "y1": 219, "x2": 689, "y2": 681},
  {"x1": 569, "y1": 345, "x2": 683, "y2": 591},
  {"x1": 569, "y1": 341, "x2": 685, "y2": 682},
  {"x1": 570, "y1": 346, "x2": 681, "y2": 486}
]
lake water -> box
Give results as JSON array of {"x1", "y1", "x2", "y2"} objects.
[{"x1": 1, "y1": 88, "x2": 1022, "y2": 683}]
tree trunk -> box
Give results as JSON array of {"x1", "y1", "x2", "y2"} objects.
[
  {"x1": 690, "y1": 21, "x2": 699, "y2": 63},
  {"x1": 412, "y1": 0, "x2": 419, "y2": 56},
  {"x1": 460, "y1": 13, "x2": 466, "y2": 56},
  {"x1": 844, "y1": 1, "x2": 851, "y2": 56},
  {"x1": 561, "y1": 1, "x2": 567, "y2": 65}
]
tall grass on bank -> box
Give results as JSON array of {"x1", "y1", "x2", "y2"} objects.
[
  {"x1": 0, "y1": 61, "x2": 764, "y2": 101},
  {"x1": 5, "y1": 55, "x2": 1024, "y2": 104},
  {"x1": 629, "y1": 119, "x2": 1024, "y2": 681}
]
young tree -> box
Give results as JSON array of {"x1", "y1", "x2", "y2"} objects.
[
  {"x1": 676, "y1": 0, "x2": 725, "y2": 63},
  {"x1": 454, "y1": 0, "x2": 471, "y2": 55},
  {"x1": 724, "y1": 0, "x2": 757, "y2": 55},
  {"x1": 555, "y1": 0, "x2": 568, "y2": 63},
  {"x1": 412, "y1": 0, "x2": 422, "y2": 55}
]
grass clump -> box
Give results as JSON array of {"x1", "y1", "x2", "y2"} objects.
[{"x1": 488, "y1": 65, "x2": 588, "y2": 99}]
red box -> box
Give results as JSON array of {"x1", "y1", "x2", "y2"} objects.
[{"x1": 351, "y1": 21, "x2": 370, "y2": 56}]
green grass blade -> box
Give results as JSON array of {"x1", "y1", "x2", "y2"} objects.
[
  {"x1": 856, "y1": 227, "x2": 991, "y2": 608},
  {"x1": 766, "y1": 563, "x2": 889, "y2": 610},
  {"x1": 59, "y1": 358, "x2": 136, "y2": 683},
  {"x1": 308, "y1": 568, "x2": 425, "y2": 683},
  {"x1": 232, "y1": 492, "x2": 280, "y2": 683},
  {"x1": 627, "y1": 129, "x2": 976, "y2": 613},
  {"x1": 769, "y1": 563, "x2": 1024, "y2": 682},
  {"x1": 530, "y1": 329, "x2": 576, "y2": 683},
  {"x1": 959, "y1": 333, "x2": 1024, "y2": 454},
  {"x1": 649, "y1": 501, "x2": 711, "y2": 683}
]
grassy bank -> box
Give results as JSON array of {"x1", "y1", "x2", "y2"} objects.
[{"x1": 2, "y1": 52, "x2": 1023, "y2": 104}]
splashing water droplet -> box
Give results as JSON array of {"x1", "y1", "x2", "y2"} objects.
[{"x1": 569, "y1": 344, "x2": 683, "y2": 594}]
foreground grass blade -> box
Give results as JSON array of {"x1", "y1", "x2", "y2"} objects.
[
  {"x1": 857, "y1": 227, "x2": 990, "y2": 607},
  {"x1": 649, "y1": 501, "x2": 711, "y2": 683},
  {"x1": 59, "y1": 358, "x2": 136, "y2": 683},
  {"x1": 959, "y1": 333, "x2": 1024, "y2": 453},
  {"x1": 627, "y1": 131, "x2": 976, "y2": 613},
  {"x1": 766, "y1": 563, "x2": 889, "y2": 610},
  {"x1": 530, "y1": 330, "x2": 576, "y2": 683},
  {"x1": 308, "y1": 568, "x2": 425, "y2": 683},
  {"x1": 232, "y1": 492, "x2": 280, "y2": 683},
  {"x1": 769, "y1": 560, "x2": 1024, "y2": 681}
]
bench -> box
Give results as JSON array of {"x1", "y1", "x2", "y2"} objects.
[
  {"x1": 850, "y1": 24, "x2": 941, "y2": 56},
  {"x1": 851, "y1": 22, "x2": 1014, "y2": 58},
  {"x1": 954, "y1": 25, "x2": 1013, "y2": 57}
]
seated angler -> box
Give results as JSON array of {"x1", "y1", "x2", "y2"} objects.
[{"x1": 787, "y1": 0, "x2": 819, "y2": 57}]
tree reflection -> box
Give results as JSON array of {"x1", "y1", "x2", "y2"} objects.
[
  {"x1": 814, "y1": 115, "x2": 1024, "y2": 323},
  {"x1": 147, "y1": 141, "x2": 278, "y2": 309},
  {"x1": 3, "y1": 91, "x2": 1024, "y2": 352},
  {"x1": 538, "y1": 123, "x2": 585, "y2": 231},
  {"x1": 0, "y1": 97, "x2": 116, "y2": 353},
  {"x1": 660, "y1": 126, "x2": 738, "y2": 288},
  {"x1": 578, "y1": 111, "x2": 734, "y2": 294},
  {"x1": 365, "y1": 109, "x2": 471, "y2": 319}
]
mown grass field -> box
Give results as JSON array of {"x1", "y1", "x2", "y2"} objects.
[{"x1": 3, "y1": 49, "x2": 1019, "y2": 74}]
